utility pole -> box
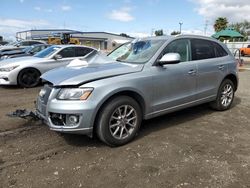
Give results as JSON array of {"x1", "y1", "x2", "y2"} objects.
[
  {"x1": 179, "y1": 22, "x2": 183, "y2": 34},
  {"x1": 204, "y1": 20, "x2": 208, "y2": 36}
]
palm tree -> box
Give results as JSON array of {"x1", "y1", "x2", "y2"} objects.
[{"x1": 214, "y1": 17, "x2": 228, "y2": 32}]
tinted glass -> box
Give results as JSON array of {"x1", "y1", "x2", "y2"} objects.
[
  {"x1": 58, "y1": 47, "x2": 75, "y2": 58},
  {"x1": 191, "y1": 39, "x2": 215, "y2": 60},
  {"x1": 75, "y1": 47, "x2": 93, "y2": 57},
  {"x1": 212, "y1": 42, "x2": 228, "y2": 57},
  {"x1": 162, "y1": 39, "x2": 190, "y2": 62}
]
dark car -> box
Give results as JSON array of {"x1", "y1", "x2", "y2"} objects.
[{"x1": 0, "y1": 44, "x2": 51, "y2": 60}]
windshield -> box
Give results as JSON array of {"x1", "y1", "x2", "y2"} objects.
[
  {"x1": 108, "y1": 39, "x2": 165, "y2": 64},
  {"x1": 34, "y1": 46, "x2": 61, "y2": 58}
]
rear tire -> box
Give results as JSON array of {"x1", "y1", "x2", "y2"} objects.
[
  {"x1": 96, "y1": 96, "x2": 142, "y2": 147},
  {"x1": 241, "y1": 51, "x2": 245, "y2": 56},
  {"x1": 17, "y1": 68, "x2": 41, "y2": 88},
  {"x1": 210, "y1": 79, "x2": 235, "y2": 111}
]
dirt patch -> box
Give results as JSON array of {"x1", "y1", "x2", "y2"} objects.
[{"x1": 0, "y1": 72, "x2": 250, "y2": 187}]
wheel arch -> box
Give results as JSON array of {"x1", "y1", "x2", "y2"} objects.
[
  {"x1": 92, "y1": 89, "x2": 146, "y2": 131},
  {"x1": 223, "y1": 73, "x2": 238, "y2": 91}
]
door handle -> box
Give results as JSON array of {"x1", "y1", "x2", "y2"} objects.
[
  {"x1": 188, "y1": 69, "x2": 197, "y2": 75},
  {"x1": 218, "y1": 65, "x2": 225, "y2": 70}
]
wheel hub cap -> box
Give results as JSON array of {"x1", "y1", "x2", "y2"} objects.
[
  {"x1": 109, "y1": 105, "x2": 137, "y2": 140},
  {"x1": 220, "y1": 84, "x2": 233, "y2": 107}
]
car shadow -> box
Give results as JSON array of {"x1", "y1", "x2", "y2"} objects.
[
  {"x1": 60, "y1": 133, "x2": 104, "y2": 148},
  {"x1": 136, "y1": 96, "x2": 241, "y2": 141},
  {"x1": 49, "y1": 96, "x2": 242, "y2": 148}
]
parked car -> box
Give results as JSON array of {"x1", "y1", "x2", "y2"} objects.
[
  {"x1": 0, "y1": 40, "x2": 47, "y2": 58},
  {"x1": 240, "y1": 44, "x2": 250, "y2": 56},
  {"x1": 0, "y1": 44, "x2": 51, "y2": 60},
  {"x1": 1, "y1": 40, "x2": 46, "y2": 49},
  {"x1": 0, "y1": 48, "x2": 24, "y2": 57},
  {"x1": 35, "y1": 35, "x2": 238, "y2": 146},
  {"x1": 0, "y1": 45, "x2": 96, "y2": 87}
]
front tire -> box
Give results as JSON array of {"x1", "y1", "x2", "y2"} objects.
[
  {"x1": 96, "y1": 96, "x2": 142, "y2": 146},
  {"x1": 210, "y1": 79, "x2": 235, "y2": 111},
  {"x1": 17, "y1": 68, "x2": 41, "y2": 88}
]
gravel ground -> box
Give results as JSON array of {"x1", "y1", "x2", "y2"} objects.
[{"x1": 0, "y1": 70, "x2": 250, "y2": 188}]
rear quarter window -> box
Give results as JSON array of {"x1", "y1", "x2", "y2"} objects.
[{"x1": 212, "y1": 42, "x2": 228, "y2": 57}]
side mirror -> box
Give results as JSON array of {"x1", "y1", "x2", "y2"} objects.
[
  {"x1": 53, "y1": 54, "x2": 62, "y2": 60},
  {"x1": 158, "y1": 53, "x2": 181, "y2": 65}
]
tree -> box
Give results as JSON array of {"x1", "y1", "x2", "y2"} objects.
[
  {"x1": 170, "y1": 31, "x2": 180, "y2": 35},
  {"x1": 229, "y1": 20, "x2": 250, "y2": 41},
  {"x1": 155, "y1": 29, "x2": 164, "y2": 36},
  {"x1": 214, "y1": 17, "x2": 228, "y2": 32},
  {"x1": 120, "y1": 33, "x2": 130, "y2": 38}
]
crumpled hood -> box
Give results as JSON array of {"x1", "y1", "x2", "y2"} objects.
[
  {"x1": 41, "y1": 61, "x2": 144, "y2": 86},
  {"x1": 0, "y1": 56, "x2": 45, "y2": 67}
]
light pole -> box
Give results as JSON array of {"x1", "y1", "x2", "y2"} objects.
[
  {"x1": 151, "y1": 28, "x2": 155, "y2": 36},
  {"x1": 179, "y1": 22, "x2": 183, "y2": 34}
]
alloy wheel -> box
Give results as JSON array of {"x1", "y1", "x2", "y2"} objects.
[
  {"x1": 109, "y1": 105, "x2": 137, "y2": 140},
  {"x1": 220, "y1": 83, "x2": 233, "y2": 107}
]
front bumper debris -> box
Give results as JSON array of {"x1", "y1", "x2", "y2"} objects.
[{"x1": 7, "y1": 109, "x2": 39, "y2": 120}]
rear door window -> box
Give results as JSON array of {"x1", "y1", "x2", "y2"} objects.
[
  {"x1": 191, "y1": 39, "x2": 216, "y2": 60},
  {"x1": 75, "y1": 47, "x2": 93, "y2": 57}
]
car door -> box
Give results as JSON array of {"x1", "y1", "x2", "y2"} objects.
[
  {"x1": 49, "y1": 47, "x2": 76, "y2": 70},
  {"x1": 151, "y1": 39, "x2": 197, "y2": 113},
  {"x1": 191, "y1": 39, "x2": 228, "y2": 100}
]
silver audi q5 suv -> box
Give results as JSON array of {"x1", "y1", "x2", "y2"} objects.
[{"x1": 36, "y1": 35, "x2": 238, "y2": 146}]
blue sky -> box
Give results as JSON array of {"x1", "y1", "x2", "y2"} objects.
[{"x1": 0, "y1": 0, "x2": 249, "y2": 40}]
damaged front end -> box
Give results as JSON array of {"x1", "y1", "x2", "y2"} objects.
[{"x1": 7, "y1": 83, "x2": 53, "y2": 124}]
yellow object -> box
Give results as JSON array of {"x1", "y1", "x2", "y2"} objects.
[{"x1": 48, "y1": 33, "x2": 80, "y2": 45}]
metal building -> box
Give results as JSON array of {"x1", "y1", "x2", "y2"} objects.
[{"x1": 16, "y1": 29, "x2": 134, "y2": 51}]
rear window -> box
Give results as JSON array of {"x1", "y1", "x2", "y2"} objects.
[{"x1": 191, "y1": 39, "x2": 215, "y2": 60}]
